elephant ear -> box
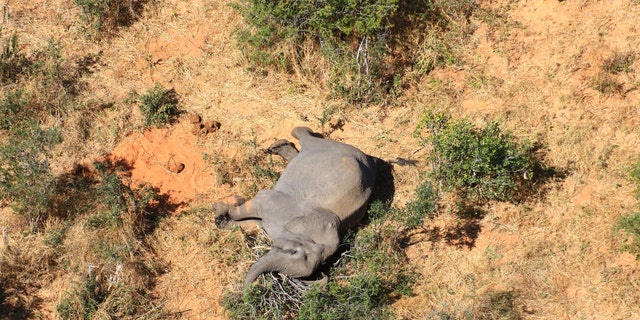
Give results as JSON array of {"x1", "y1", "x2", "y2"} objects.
[{"x1": 244, "y1": 237, "x2": 324, "y2": 285}]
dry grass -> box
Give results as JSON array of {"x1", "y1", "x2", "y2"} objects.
[{"x1": 1, "y1": 0, "x2": 640, "y2": 318}]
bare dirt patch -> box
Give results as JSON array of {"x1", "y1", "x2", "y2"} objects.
[{"x1": 107, "y1": 121, "x2": 220, "y2": 207}]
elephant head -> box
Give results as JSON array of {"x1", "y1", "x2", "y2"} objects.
[{"x1": 244, "y1": 235, "x2": 335, "y2": 285}]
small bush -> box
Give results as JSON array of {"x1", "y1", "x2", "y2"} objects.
[
  {"x1": 403, "y1": 180, "x2": 438, "y2": 229},
  {"x1": 415, "y1": 112, "x2": 536, "y2": 202},
  {"x1": 56, "y1": 273, "x2": 164, "y2": 320},
  {"x1": 56, "y1": 275, "x2": 104, "y2": 319},
  {"x1": 138, "y1": 83, "x2": 180, "y2": 128},
  {"x1": 0, "y1": 122, "x2": 62, "y2": 229}
]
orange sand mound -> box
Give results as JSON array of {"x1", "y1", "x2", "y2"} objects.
[{"x1": 109, "y1": 122, "x2": 219, "y2": 207}]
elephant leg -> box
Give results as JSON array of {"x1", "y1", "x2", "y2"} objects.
[
  {"x1": 217, "y1": 218, "x2": 263, "y2": 231},
  {"x1": 216, "y1": 201, "x2": 262, "y2": 230},
  {"x1": 213, "y1": 195, "x2": 246, "y2": 217},
  {"x1": 214, "y1": 195, "x2": 259, "y2": 229},
  {"x1": 227, "y1": 200, "x2": 261, "y2": 221},
  {"x1": 267, "y1": 139, "x2": 299, "y2": 162}
]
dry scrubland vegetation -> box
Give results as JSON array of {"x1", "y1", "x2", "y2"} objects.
[{"x1": 1, "y1": 0, "x2": 640, "y2": 319}]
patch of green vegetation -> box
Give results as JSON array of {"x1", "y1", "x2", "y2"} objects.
[
  {"x1": 56, "y1": 275, "x2": 103, "y2": 319},
  {"x1": 232, "y1": 0, "x2": 399, "y2": 103},
  {"x1": 629, "y1": 159, "x2": 640, "y2": 199},
  {"x1": 223, "y1": 181, "x2": 438, "y2": 319},
  {"x1": 44, "y1": 225, "x2": 66, "y2": 248},
  {"x1": 138, "y1": 83, "x2": 180, "y2": 128},
  {"x1": 232, "y1": 0, "x2": 476, "y2": 103},
  {"x1": 1, "y1": 35, "x2": 80, "y2": 120},
  {"x1": 0, "y1": 90, "x2": 30, "y2": 130},
  {"x1": 415, "y1": 31, "x2": 458, "y2": 74},
  {"x1": 616, "y1": 212, "x2": 640, "y2": 258},
  {"x1": 415, "y1": 112, "x2": 536, "y2": 203},
  {"x1": 0, "y1": 32, "x2": 30, "y2": 83},
  {"x1": 0, "y1": 122, "x2": 62, "y2": 230}
]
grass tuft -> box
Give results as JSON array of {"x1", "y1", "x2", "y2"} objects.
[{"x1": 602, "y1": 52, "x2": 635, "y2": 74}]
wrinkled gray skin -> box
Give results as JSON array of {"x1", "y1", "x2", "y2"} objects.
[{"x1": 214, "y1": 127, "x2": 377, "y2": 285}]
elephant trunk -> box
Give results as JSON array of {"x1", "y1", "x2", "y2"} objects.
[
  {"x1": 244, "y1": 252, "x2": 281, "y2": 285},
  {"x1": 244, "y1": 240, "x2": 325, "y2": 285}
]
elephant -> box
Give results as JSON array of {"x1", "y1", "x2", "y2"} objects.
[{"x1": 214, "y1": 126, "x2": 377, "y2": 285}]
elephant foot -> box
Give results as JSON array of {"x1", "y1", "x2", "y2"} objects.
[
  {"x1": 215, "y1": 214, "x2": 231, "y2": 229},
  {"x1": 266, "y1": 139, "x2": 299, "y2": 162}
]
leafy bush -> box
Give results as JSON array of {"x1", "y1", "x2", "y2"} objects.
[
  {"x1": 223, "y1": 181, "x2": 438, "y2": 319},
  {"x1": 232, "y1": 0, "x2": 399, "y2": 102},
  {"x1": 0, "y1": 122, "x2": 61, "y2": 229},
  {"x1": 233, "y1": 0, "x2": 478, "y2": 102},
  {"x1": 415, "y1": 112, "x2": 535, "y2": 202},
  {"x1": 138, "y1": 83, "x2": 180, "y2": 128}
]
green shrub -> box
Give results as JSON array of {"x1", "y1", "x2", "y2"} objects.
[
  {"x1": 138, "y1": 83, "x2": 180, "y2": 128},
  {"x1": 403, "y1": 180, "x2": 438, "y2": 229},
  {"x1": 416, "y1": 112, "x2": 535, "y2": 202},
  {"x1": 86, "y1": 161, "x2": 158, "y2": 229},
  {"x1": 232, "y1": 0, "x2": 399, "y2": 102},
  {"x1": 0, "y1": 122, "x2": 61, "y2": 229}
]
